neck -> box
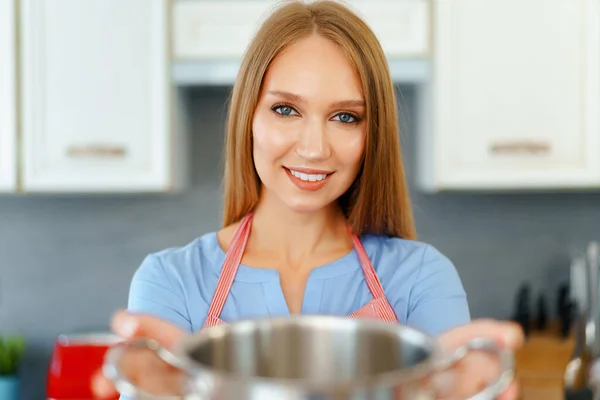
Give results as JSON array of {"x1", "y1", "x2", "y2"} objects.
[{"x1": 249, "y1": 190, "x2": 351, "y2": 268}]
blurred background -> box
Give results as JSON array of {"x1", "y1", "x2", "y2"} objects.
[{"x1": 1, "y1": 0, "x2": 599, "y2": 398}]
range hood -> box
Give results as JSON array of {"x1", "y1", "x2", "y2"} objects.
[{"x1": 172, "y1": 59, "x2": 431, "y2": 87}]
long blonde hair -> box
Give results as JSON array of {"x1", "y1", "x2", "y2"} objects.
[{"x1": 222, "y1": 0, "x2": 416, "y2": 240}]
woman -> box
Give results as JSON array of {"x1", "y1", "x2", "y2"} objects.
[{"x1": 93, "y1": 0, "x2": 523, "y2": 398}]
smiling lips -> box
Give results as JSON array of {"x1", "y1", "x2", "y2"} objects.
[{"x1": 284, "y1": 167, "x2": 333, "y2": 191}]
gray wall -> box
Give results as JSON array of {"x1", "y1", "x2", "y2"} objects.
[{"x1": 2, "y1": 85, "x2": 600, "y2": 398}]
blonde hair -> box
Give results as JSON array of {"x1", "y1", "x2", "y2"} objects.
[{"x1": 222, "y1": 0, "x2": 416, "y2": 240}]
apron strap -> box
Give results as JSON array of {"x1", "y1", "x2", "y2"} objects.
[
  {"x1": 205, "y1": 214, "x2": 253, "y2": 319},
  {"x1": 345, "y1": 223, "x2": 387, "y2": 299},
  {"x1": 350, "y1": 233, "x2": 387, "y2": 299}
]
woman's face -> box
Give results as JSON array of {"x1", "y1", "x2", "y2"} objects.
[{"x1": 252, "y1": 34, "x2": 367, "y2": 214}]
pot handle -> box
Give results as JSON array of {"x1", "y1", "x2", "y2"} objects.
[
  {"x1": 437, "y1": 337, "x2": 515, "y2": 400},
  {"x1": 103, "y1": 338, "x2": 192, "y2": 399}
]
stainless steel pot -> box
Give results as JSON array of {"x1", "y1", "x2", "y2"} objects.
[{"x1": 103, "y1": 315, "x2": 513, "y2": 399}]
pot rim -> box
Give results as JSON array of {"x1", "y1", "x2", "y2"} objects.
[{"x1": 173, "y1": 315, "x2": 444, "y2": 392}]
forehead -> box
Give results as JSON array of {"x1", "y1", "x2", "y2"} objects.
[{"x1": 262, "y1": 34, "x2": 364, "y2": 102}]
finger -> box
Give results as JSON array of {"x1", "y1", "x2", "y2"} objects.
[
  {"x1": 132, "y1": 361, "x2": 184, "y2": 395},
  {"x1": 120, "y1": 345, "x2": 184, "y2": 395},
  {"x1": 497, "y1": 381, "x2": 519, "y2": 400},
  {"x1": 434, "y1": 350, "x2": 501, "y2": 398},
  {"x1": 439, "y1": 319, "x2": 524, "y2": 351},
  {"x1": 110, "y1": 309, "x2": 187, "y2": 348},
  {"x1": 91, "y1": 370, "x2": 118, "y2": 399},
  {"x1": 93, "y1": 310, "x2": 187, "y2": 398},
  {"x1": 92, "y1": 342, "x2": 185, "y2": 398}
]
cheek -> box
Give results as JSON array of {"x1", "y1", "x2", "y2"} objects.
[
  {"x1": 335, "y1": 131, "x2": 365, "y2": 172},
  {"x1": 252, "y1": 111, "x2": 294, "y2": 161}
]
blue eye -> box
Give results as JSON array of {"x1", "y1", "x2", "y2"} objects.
[
  {"x1": 273, "y1": 105, "x2": 297, "y2": 116},
  {"x1": 333, "y1": 113, "x2": 358, "y2": 124}
]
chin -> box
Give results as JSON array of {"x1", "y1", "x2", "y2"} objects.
[{"x1": 281, "y1": 196, "x2": 338, "y2": 215}]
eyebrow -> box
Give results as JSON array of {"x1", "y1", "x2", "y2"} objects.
[{"x1": 266, "y1": 90, "x2": 365, "y2": 108}]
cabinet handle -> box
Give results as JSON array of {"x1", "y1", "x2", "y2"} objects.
[
  {"x1": 488, "y1": 140, "x2": 551, "y2": 155},
  {"x1": 66, "y1": 144, "x2": 127, "y2": 159}
]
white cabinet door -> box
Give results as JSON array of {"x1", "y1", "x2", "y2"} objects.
[
  {"x1": 421, "y1": 0, "x2": 600, "y2": 191},
  {"x1": 173, "y1": 0, "x2": 429, "y2": 60},
  {"x1": 173, "y1": 1, "x2": 274, "y2": 60},
  {"x1": 20, "y1": 0, "x2": 182, "y2": 193},
  {"x1": 346, "y1": 0, "x2": 430, "y2": 58},
  {"x1": 0, "y1": 0, "x2": 17, "y2": 192}
]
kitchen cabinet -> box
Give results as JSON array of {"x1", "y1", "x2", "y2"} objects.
[
  {"x1": 173, "y1": 0, "x2": 429, "y2": 60},
  {"x1": 345, "y1": 1, "x2": 430, "y2": 58},
  {"x1": 20, "y1": 0, "x2": 187, "y2": 193},
  {"x1": 173, "y1": 1, "x2": 275, "y2": 61},
  {"x1": 172, "y1": 0, "x2": 430, "y2": 85},
  {"x1": 419, "y1": 0, "x2": 600, "y2": 191},
  {"x1": 0, "y1": 0, "x2": 17, "y2": 193}
]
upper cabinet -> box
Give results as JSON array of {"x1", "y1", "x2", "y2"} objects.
[
  {"x1": 173, "y1": 0, "x2": 430, "y2": 60},
  {"x1": 419, "y1": 0, "x2": 600, "y2": 191},
  {"x1": 345, "y1": 1, "x2": 430, "y2": 58},
  {"x1": 8, "y1": 0, "x2": 599, "y2": 194},
  {"x1": 172, "y1": 0, "x2": 430, "y2": 85},
  {"x1": 19, "y1": 0, "x2": 187, "y2": 193},
  {"x1": 173, "y1": 1, "x2": 274, "y2": 61},
  {"x1": 0, "y1": 0, "x2": 17, "y2": 193}
]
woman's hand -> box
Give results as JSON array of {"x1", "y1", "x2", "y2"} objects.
[
  {"x1": 435, "y1": 319, "x2": 524, "y2": 400},
  {"x1": 92, "y1": 310, "x2": 188, "y2": 398}
]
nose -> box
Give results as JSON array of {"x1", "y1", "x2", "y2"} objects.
[{"x1": 295, "y1": 119, "x2": 331, "y2": 161}]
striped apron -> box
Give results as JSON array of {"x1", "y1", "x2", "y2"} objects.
[{"x1": 203, "y1": 213, "x2": 398, "y2": 328}]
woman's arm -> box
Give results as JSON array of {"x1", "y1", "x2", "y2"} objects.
[
  {"x1": 406, "y1": 245, "x2": 471, "y2": 336},
  {"x1": 127, "y1": 254, "x2": 193, "y2": 333},
  {"x1": 117, "y1": 255, "x2": 193, "y2": 399}
]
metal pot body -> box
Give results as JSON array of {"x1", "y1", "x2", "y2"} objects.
[{"x1": 105, "y1": 316, "x2": 512, "y2": 400}]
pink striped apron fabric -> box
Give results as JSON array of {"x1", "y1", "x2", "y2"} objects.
[{"x1": 203, "y1": 213, "x2": 398, "y2": 328}]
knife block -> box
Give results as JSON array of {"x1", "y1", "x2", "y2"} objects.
[{"x1": 515, "y1": 321, "x2": 575, "y2": 399}]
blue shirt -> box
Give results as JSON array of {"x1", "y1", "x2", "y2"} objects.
[{"x1": 127, "y1": 232, "x2": 471, "y2": 337}]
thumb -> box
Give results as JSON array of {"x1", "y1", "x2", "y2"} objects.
[
  {"x1": 110, "y1": 309, "x2": 188, "y2": 349},
  {"x1": 438, "y1": 319, "x2": 524, "y2": 352}
]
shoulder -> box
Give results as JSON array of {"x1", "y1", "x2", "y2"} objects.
[
  {"x1": 360, "y1": 235, "x2": 469, "y2": 335},
  {"x1": 359, "y1": 234, "x2": 465, "y2": 299},
  {"x1": 132, "y1": 231, "x2": 224, "y2": 284},
  {"x1": 360, "y1": 234, "x2": 455, "y2": 277},
  {"x1": 126, "y1": 232, "x2": 223, "y2": 332},
  {"x1": 127, "y1": 231, "x2": 225, "y2": 331}
]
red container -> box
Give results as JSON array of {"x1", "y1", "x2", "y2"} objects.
[{"x1": 47, "y1": 333, "x2": 122, "y2": 400}]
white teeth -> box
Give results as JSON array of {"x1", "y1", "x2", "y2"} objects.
[{"x1": 289, "y1": 169, "x2": 328, "y2": 182}]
